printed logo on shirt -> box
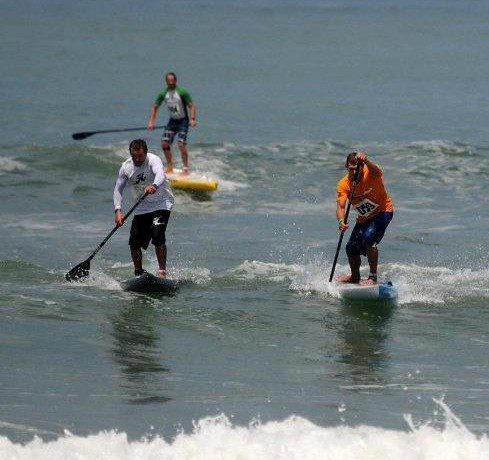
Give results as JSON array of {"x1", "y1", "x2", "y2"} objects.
[
  {"x1": 354, "y1": 198, "x2": 379, "y2": 217},
  {"x1": 134, "y1": 172, "x2": 147, "y2": 184}
]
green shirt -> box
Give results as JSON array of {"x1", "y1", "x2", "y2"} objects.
[{"x1": 155, "y1": 86, "x2": 193, "y2": 120}]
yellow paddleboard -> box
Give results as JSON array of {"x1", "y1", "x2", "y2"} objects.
[{"x1": 166, "y1": 169, "x2": 218, "y2": 192}]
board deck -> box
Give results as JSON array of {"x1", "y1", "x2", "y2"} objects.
[
  {"x1": 166, "y1": 169, "x2": 218, "y2": 192},
  {"x1": 120, "y1": 272, "x2": 178, "y2": 294},
  {"x1": 330, "y1": 281, "x2": 398, "y2": 300}
]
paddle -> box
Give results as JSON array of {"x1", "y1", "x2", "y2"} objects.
[
  {"x1": 328, "y1": 163, "x2": 361, "y2": 283},
  {"x1": 65, "y1": 192, "x2": 149, "y2": 281},
  {"x1": 72, "y1": 126, "x2": 165, "y2": 140}
]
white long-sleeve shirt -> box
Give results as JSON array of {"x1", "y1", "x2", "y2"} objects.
[{"x1": 113, "y1": 152, "x2": 174, "y2": 215}]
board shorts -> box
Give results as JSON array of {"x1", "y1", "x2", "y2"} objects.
[
  {"x1": 162, "y1": 118, "x2": 189, "y2": 145},
  {"x1": 346, "y1": 211, "x2": 393, "y2": 256},
  {"x1": 129, "y1": 210, "x2": 171, "y2": 250}
]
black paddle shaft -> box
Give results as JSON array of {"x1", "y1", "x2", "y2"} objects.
[
  {"x1": 328, "y1": 163, "x2": 361, "y2": 282},
  {"x1": 72, "y1": 126, "x2": 166, "y2": 140},
  {"x1": 65, "y1": 192, "x2": 149, "y2": 281}
]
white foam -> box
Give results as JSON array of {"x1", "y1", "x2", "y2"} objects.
[
  {"x1": 140, "y1": 254, "x2": 212, "y2": 285},
  {"x1": 407, "y1": 140, "x2": 471, "y2": 156},
  {"x1": 212, "y1": 178, "x2": 248, "y2": 192},
  {"x1": 380, "y1": 140, "x2": 486, "y2": 190},
  {"x1": 289, "y1": 257, "x2": 349, "y2": 295},
  {"x1": 171, "y1": 266, "x2": 212, "y2": 285},
  {"x1": 189, "y1": 147, "x2": 247, "y2": 192},
  {"x1": 385, "y1": 263, "x2": 489, "y2": 305},
  {"x1": 287, "y1": 258, "x2": 489, "y2": 305},
  {"x1": 227, "y1": 260, "x2": 301, "y2": 282},
  {"x1": 0, "y1": 401, "x2": 487, "y2": 459},
  {"x1": 102, "y1": 142, "x2": 129, "y2": 161},
  {"x1": 0, "y1": 157, "x2": 27, "y2": 174},
  {"x1": 65, "y1": 269, "x2": 122, "y2": 291},
  {"x1": 110, "y1": 262, "x2": 133, "y2": 269}
]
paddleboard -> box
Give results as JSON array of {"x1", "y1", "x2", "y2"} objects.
[
  {"x1": 121, "y1": 272, "x2": 178, "y2": 294},
  {"x1": 330, "y1": 281, "x2": 398, "y2": 300},
  {"x1": 166, "y1": 169, "x2": 218, "y2": 192}
]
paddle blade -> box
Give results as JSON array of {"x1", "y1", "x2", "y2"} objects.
[
  {"x1": 72, "y1": 132, "x2": 92, "y2": 140},
  {"x1": 65, "y1": 259, "x2": 91, "y2": 281}
]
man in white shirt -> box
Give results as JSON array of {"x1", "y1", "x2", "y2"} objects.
[{"x1": 114, "y1": 139, "x2": 175, "y2": 278}]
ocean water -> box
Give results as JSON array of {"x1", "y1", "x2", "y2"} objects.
[{"x1": 1, "y1": 0, "x2": 489, "y2": 458}]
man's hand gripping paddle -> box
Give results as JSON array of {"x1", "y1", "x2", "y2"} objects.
[
  {"x1": 328, "y1": 163, "x2": 361, "y2": 283},
  {"x1": 65, "y1": 192, "x2": 148, "y2": 282}
]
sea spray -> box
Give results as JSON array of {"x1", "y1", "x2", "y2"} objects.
[{"x1": 1, "y1": 401, "x2": 487, "y2": 459}]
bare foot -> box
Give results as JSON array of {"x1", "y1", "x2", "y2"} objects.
[
  {"x1": 360, "y1": 278, "x2": 377, "y2": 286},
  {"x1": 181, "y1": 166, "x2": 189, "y2": 175},
  {"x1": 337, "y1": 274, "x2": 360, "y2": 283},
  {"x1": 156, "y1": 269, "x2": 166, "y2": 279},
  {"x1": 165, "y1": 166, "x2": 173, "y2": 173}
]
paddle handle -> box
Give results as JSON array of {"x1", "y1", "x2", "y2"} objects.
[
  {"x1": 328, "y1": 206, "x2": 351, "y2": 282},
  {"x1": 86, "y1": 191, "x2": 149, "y2": 261},
  {"x1": 328, "y1": 164, "x2": 361, "y2": 282}
]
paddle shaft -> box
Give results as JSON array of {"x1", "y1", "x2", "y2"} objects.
[
  {"x1": 72, "y1": 126, "x2": 165, "y2": 140},
  {"x1": 328, "y1": 164, "x2": 361, "y2": 282},
  {"x1": 84, "y1": 191, "x2": 149, "y2": 263}
]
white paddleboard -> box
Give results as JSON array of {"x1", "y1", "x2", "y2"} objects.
[
  {"x1": 329, "y1": 281, "x2": 398, "y2": 300},
  {"x1": 121, "y1": 272, "x2": 178, "y2": 294}
]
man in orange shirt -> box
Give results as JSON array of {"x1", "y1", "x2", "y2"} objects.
[{"x1": 336, "y1": 151, "x2": 393, "y2": 285}]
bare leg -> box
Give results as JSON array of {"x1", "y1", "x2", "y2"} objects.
[
  {"x1": 178, "y1": 141, "x2": 189, "y2": 170},
  {"x1": 162, "y1": 140, "x2": 173, "y2": 172},
  {"x1": 155, "y1": 244, "x2": 167, "y2": 278},
  {"x1": 338, "y1": 253, "x2": 361, "y2": 283},
  {"x1": 348, "y1": 253, "x2": 361, "y2": 281},
  {"x1": 366, "y1": 245, "x2": 378, "y2": 275},
  {"x1": 361, "y1": 245, "x2": 378, "y2": 285},
  {"x1": 131, "y1": 246, "x2": 143, "y2": 275}
]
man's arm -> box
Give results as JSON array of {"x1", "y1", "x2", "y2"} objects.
[
  {"x1": 147, "y1": 155, "x2": 168, "y2": 192},
  {"x1": 188, "y1": 102, "x2": 197, "y2": 127},
  {"x1": 147, "y1": 105, "x2": 159, "y2": 130},
  {"x1": 148, "y1": 91, "x2": 166, "y2": 130},
  {"x1": 114, "y1": 168, "x2": 127, "y2": 227},
  {"x1": 336, "y1": 197, "x2": 349, "y2": 231},
  {"x1": 356, "y1": 151, "x2": 381, "y2": 176}
]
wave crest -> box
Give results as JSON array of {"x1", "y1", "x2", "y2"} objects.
[{"x1": 0, "y1": 400, "x2": 487, "y2": 459}]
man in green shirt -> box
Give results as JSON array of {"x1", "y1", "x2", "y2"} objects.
[{"x1": 147, "y1": 72, "x2": 197, "y2": 174}]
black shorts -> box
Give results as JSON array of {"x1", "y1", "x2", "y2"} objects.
[{"x1": 129, "y1": 210, "x2": 171, "y2": 250}]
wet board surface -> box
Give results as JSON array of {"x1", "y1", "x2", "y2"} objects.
[
  {"x1": 120, "y1": 272, "x2": 178, "y2": 294},
  {"x1": 330, "y1": 281, "x2": 398, "y2": 300}
]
